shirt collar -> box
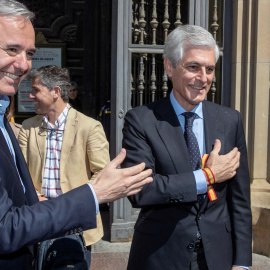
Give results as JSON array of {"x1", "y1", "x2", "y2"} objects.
[
  {"x1": 170, "y1": 90, "x2": 203, "y2": 119},
  {"x1": 43, "y1": 103, "x2": 69, "y2": 129},
  {"x1": 0, "y1": 95, "x2": 10, "y2": 115}
]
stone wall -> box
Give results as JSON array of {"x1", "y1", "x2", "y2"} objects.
[{"x1": 231, "y1": 0, "x2": 270, "y2": 257}]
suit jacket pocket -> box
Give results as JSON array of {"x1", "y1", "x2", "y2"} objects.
[{"x1": 135, "y1": 217, "x2": 172, "y2": 235}]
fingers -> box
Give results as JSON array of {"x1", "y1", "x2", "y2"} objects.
[
  {"x1": 106, "y1": 149, "x2": 147, "y2": 175},
  {"x1": 131, "y1": 168, "x2": 152, "y2": 182},
  {"x1": 38, "y1": 196, "x2": 47, "y2": 201},
  {"x1": 227, "y1": 147, "x2": 239, "y2": 158},
  {"x1": 125, "y1": 176, "x2": 153, "y2": 197},
  {"x1": 124, "y1": 169, "x2": 153, "y2": 197},
  {"x1": 211, "y1": 139, "x2": 221, "y2": 155},
  {"x1": 120, "y1": 162, "x2": 147, "y2": 177},
  {"x1": 127, "y1": 168, "x2": 152, "y2": 187},
  {"x1": 108, "y1": 148, "x2": 126, "y2": 169},
  {"x1": 114, "y1": 168, "x2": 153, "y2": 199},
  {"x1": 223, "y1": 147, "x2": 240, "y2": 169}
]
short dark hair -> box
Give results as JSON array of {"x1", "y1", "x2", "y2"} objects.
[
  {"x1": 70, "y1": 81, "x2": 78, "y2": 89},
  {"x1": 28, "y1": 65, "x2": 71, "y2": 102}
]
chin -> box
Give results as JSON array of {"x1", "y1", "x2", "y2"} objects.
[{"x1": 1, "y1": 88, "x2": 17, "y2": 96}]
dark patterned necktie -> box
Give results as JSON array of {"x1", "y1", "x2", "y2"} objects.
[{"x1": 182, "y1": 112, "x2": 204, "y2": 206}]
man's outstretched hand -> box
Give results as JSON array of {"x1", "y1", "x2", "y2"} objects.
[
  {"x1": 205, "y1": 139, "x2": 240, "y2": 184},
  {"x1": 91, "y1": 148, "x2": 153, "y2": 204}
]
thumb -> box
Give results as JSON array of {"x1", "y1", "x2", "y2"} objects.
[
  {"x1": 109, "y1": 148, "x2": 126, "y2": 169},
  {"x1": 212, "y1": 139, "x2": 221, "y2": 155}
]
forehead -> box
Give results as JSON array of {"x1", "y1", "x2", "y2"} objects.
[
  {"x1": 31, "y1": 77, "x2": 46, "y2": 89},
  {"x1": 0, "y1": 15, "x2": 35, "y2": 48},
  {"x1": 181, "y1": 47, "x2": 215, "y2": 64},
  {"x1": 31, "y1": 77, "x2": 41, "y2": 85}
]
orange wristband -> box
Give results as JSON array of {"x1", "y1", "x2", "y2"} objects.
[{"x1": 201, "y1": 154, "x2": 217, "y2": 201}]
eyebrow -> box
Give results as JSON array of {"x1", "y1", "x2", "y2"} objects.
[
  {"x1": 6, "y1": 44, "x2": 36, "y2": 54},
  {"x1": 185, "y1": 61, "x2": 215, "y2": 69}
]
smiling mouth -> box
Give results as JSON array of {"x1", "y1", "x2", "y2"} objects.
[
  {"x1": 3, "y1": 72, "x2": 20, "y2": 80},
  {"x1": 191, "y1": 85, "x2": 204, "y2": 90}
]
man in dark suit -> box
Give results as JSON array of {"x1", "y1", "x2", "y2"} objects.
[
  {"x1": 0, "y1": 1, "x2": 152, "y2": 269},
  {"x1": 122, "y1": 25, "x2": 252, "y2": 270}
]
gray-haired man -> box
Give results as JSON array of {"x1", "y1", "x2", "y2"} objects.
[
  {"x1": 0, "y1": 1, "x2": 152, "y2": 269},
  {"x1": 122, "y1": 25, "x2": 252, "y2": 270}
]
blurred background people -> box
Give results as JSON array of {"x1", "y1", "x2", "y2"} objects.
[{"x1": 69, "y1": 81, "x2": 83, "y2": 113}]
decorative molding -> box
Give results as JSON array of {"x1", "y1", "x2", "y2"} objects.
[
  {"x1": 35, "y1": 31, "x2": 48, "y2": 44},
  {"x1": 62, "y1": 25, "x2": 78, "y2": 43}
]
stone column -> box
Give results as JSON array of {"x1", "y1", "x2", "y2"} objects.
[{"x1": 231, "y1": 0, "x2": 270, "y2": 257}]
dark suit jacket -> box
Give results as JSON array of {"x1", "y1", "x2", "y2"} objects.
[
  {"x1": 0, "y1": 116, "x2": 97, "y2": 269},
  {"x1": 122, "y1": 97, "x2": 252, "y2": 270}
]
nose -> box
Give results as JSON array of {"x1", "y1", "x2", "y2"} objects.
[
  {"x1": 14, "y1": 52, "x2": 30, "y2": 73},
  {"x1": 196, "y1": 67, "x2": 207, "y2": 83},
  {"x1": 29, "y1": 91, "x2": 35, "y2": 99}
]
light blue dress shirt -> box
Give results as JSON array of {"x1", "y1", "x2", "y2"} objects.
[
  {"x1": 0, "y1": 95, "x2": 25, "y2": 192},
  {"x1": 170, "y1": 91, "x2": 207, "y2": 194},
  {"x1": 88, "y1": 184, "x2": 99, "y2": 215}
]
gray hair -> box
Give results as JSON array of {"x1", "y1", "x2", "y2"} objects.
[
  {"x1": 163, "y1": 25, "x2": 220, "y2": 68},
  {"x1": 0, "y1": 0, "x2": 35, "y2": 21},
  {"x1": 28, "y1": 65, "x2": 71, "y2": 103}
]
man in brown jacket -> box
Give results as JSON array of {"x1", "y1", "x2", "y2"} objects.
[{"x1": 18, "y1": 65, "x2": 110, "y2": 267}]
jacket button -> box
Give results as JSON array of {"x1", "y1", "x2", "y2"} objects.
[
  {"x1": 179, "y1": 195, "x2": 184, "y2": 202},
  {"x1": 170, "y1": 198, "x2": 175, "y2": 203},
  {"x1": 188, "y1": 243, "x2": 194, "y2": 249}
]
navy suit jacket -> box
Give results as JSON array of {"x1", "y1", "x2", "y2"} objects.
[
  {"x1": 122, "y1": 97, "x2": 252, "y2": 270},
  {"x1": 0, "y1": 116, "x2": 97, "y2": 269}
]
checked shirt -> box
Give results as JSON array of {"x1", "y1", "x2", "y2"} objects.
[{"x1": 42, "y1": 104, "x2": 69, "y2": 199}]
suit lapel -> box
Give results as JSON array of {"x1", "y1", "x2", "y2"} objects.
[
  {"x1": 203, "y1": 101, "x2": 224, "y2": 154},
  {"x1": 60, "y1": 108, "x2": 78, "y2": 177},
  {"x1": 155, "y1": 97, "x2": 192, "y2": 174},
  {"x1": 4, "y1": 117, "x2": 38, "y2": 205},
  {"x1": 0, "y1": 124, "x2": 25, "y2": 202},
  {"x1": 200, "y1": 101, "x2": 224, "y2": 212},
  {"x1": 35, "y1": 118, "x2": 47, "y2": 179}
]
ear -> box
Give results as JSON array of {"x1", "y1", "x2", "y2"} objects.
[
  {"x1": 164, "y1": 58, "x2": 174, "y2": 78},
  {"x1": 52, "y1": 86, "x2": 61, "y2": 98}
]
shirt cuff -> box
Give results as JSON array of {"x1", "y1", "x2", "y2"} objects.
[
  {"x1": 88, "y1": 184, "x2": 99, "y2": 215},
  {"x1": 233, "y1": 266, "x2": 249, "y2": 269},
  {"x1": 194, "y1": 169, "x2": 207, "y2": 194}
]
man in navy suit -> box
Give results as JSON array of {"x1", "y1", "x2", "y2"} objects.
[
  {"x1": 0, "y1": 1, "x2": 152, "y2": 269},
  {"x1": 122, "y1": 25, "x2": 252, "y2": 270}
]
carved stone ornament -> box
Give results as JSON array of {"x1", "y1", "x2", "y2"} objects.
[
  {"x1": 35, "y1": 31, "x2": 48, "y2": 44},
  {"x1": 63, "y1": 26, "x2": 78, "y2": 43}
]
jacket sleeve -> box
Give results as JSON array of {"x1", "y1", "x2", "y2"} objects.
[
  {"x1": 0, "y1": 183, "x2": 97, "y2": 254},
  {"x1": 227, "y1": 112, "x2": 252, "y2": 266},
  {"x1": 122, "y1": 109, "x2": 198, "y2": 208},
  {"x1": 86, "y1": 120, "x2": 110, "y2": 181}
]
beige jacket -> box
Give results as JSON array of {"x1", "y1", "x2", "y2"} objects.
[{"x1": 18, "y1": 107, "x2": 110, "y2": 246}]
